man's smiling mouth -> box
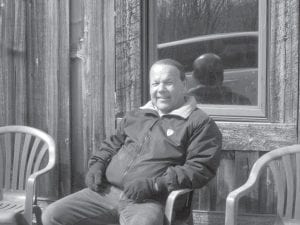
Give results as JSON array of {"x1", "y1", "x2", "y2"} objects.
[{"x1": 157, "y1": 96, "x2": 170, "y2": 100}]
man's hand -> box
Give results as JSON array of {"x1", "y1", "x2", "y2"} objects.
[
  {"x1": 124, "y1": 178, "x2": 157, "y2": 202},
  {"x1": 85, "y1": 162, "x2": 105, "y2": 192}
]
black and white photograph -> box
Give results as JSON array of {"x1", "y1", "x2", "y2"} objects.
[{"x1": 0, "y1": 1, "x2": 299, "y2": 225}]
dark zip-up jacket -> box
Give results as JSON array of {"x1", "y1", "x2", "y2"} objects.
[{"x1": 89, "y1": 98, "x2": 222, "y2": 196}]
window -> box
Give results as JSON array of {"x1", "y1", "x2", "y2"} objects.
[{"x1": 146, "y1": 0, "x2": 267, "y2": 120}]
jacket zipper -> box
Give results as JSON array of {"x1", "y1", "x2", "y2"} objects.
[{"x1": 121, "y1": 119, "x2": 160, "y2": 183}]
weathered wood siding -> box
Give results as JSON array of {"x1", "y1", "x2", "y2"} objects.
[
  {"x1": 192, "y1": 0, "x2": 300, "y2": 221},
  {"x1": 0, "y1": 0, "x2": 71, "y2": 198},
  {"x1": 269, "y1": 0, "x2": 299, "y2": 124},
  {"x1": 0, "y1": 0, "x2": 115, "y2": 197},
  {"x1": 0, "y1": 0, "x2": 299, "y2": 223},
  {"x1": 115, "y1": 0, "x2": 299, "y2": 223},
  {"x1": 70, "y1": 0, "x2": 115, "y2": 191},
  {"x1": 115, "y1": 0, "x2": 143, "y2": 116}
]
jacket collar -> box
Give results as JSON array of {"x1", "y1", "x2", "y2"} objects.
[{"x1": 140, "y1": 96, "x2": 197, "y2": 119}]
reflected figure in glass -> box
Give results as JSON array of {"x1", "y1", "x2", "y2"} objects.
[{"x1": 188, "y1": 53, "x2": 251, "y2": 105}]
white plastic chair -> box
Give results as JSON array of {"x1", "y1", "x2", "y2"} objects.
[
  {"x1": 225, "y1": 144, "x2": 300, "y2": 225},
  {"x1": 0, "y1": 126, "x2": 56, "y2": 225},
  {"x1": 164, "y1": 189, "x2": 193, "y2": 225}
]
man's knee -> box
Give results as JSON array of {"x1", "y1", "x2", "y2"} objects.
[
  {"x1": 42, "y1": 202, "x2": 65, "y2": 225},
  {"x1": 120, "y1": 203, "x2": 164, "y2": 225},
  {"x1": 129, "y1": 214, "x2": 163, "y2": 225}
]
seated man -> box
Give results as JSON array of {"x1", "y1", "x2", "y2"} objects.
[
  {"x1": 188, "y1": 53, "x2": 251, "y2": 105},
  {"x1": 42, "y1": 59, "x2": 222, "y2": 225}
]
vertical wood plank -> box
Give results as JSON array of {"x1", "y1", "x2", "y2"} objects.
[
  {"x1": 0, "y1": 136, "x2": 4, "y2": 188},
  {"x1": 208, "y1": 176, "x2": 217, "y2": 210},
  {"x1": 259, "y1": 164, "x2": 276, "y2": 214},
  {"x1": 0, "y1": 0, "x2": 26, "y2": 126},
  {"x1": 25, "y1": 0, "x2": 71, "y2": 198},
  {"x1": 72, "y1": 0, "x2": 105, "y2": 190},
  {"x1": 40, "y1": 2, "x2": 59, "y2": 199},
  {"x1": 70, "y1": 0, "x2": 115, "y2": 191},
  {"x1": 13, "y1": 0, "x2": 27, "y2": 125},
  {"x1": 115, "y1": 0, "x2": 142, "y2": 116},
  {"x1": 104, "y1": 0, "x2": 116, "y2": 136},
  {"x1": 215, "y1": 151, "x2": 236, "y2": 211},
  {"x1": 283, "y1": 0, "x2": 299, "y2": 124},
  {"x1": 26, "y1": 0, "x2": 58, "y2": 198},
  {"x1": 269, "y1": 0, "x2": 299, "y2": 123},
  {"x1": 56, "y1": 0, "x2": 71, "y2": 197},
  {"x1": 234, "y1": 151, "x2": 260, "y2": 214},
  {"x1": 197, "y1": 184, "x2": 212, "y2": 210},
  {"x1": 295, "y1": 153, "x2": 300, "y2": 219},
  {"x1": 269, "y1": 160, "x2": 285, "y2": 217},
  {"x1": 70, "y1": 0, "x2": 86, "y2": 192}
]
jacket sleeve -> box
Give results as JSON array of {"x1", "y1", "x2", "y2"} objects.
[
  {"x1": 158, "y1": 118, "x2": 222, "y2": 192},
  {"x1": 88, "y1": 117, "x2": 127, "y2": 168}
]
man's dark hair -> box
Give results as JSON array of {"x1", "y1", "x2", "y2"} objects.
[{"x1": 152, "y1": 59, "x2": 186, "y2": 81}]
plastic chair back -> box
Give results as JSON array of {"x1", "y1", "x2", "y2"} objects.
[
  {"x1": 225, "y1": 144, "x2": 300, "y2": 225},
  {"x1": 0, "y1": 125, "x2": 56, "y2": 225}
]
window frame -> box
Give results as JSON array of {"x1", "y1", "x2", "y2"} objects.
[
  {"x1": 139, "y1": 0, "x2": 299, "y2": 152},
  {"x1": 144, "y1": 0, "x2": 268, "y2": 121}
]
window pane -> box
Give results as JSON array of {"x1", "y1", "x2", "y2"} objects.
[
  {"x1": 154, "y1": 0, "x2": 259, "y2": 106},
  {"x1": 158, "y1": 36, "x2": 258, "y2": 72},
  {"x1": 157, "y1": 0, "x2": 258, "y2": 43}
]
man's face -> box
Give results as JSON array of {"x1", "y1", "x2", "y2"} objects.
[{"x1": 150, "y1": 64, "x2": 187, "y2": 114}]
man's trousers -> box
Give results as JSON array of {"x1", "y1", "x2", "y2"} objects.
[{"x1": 42, "y1": 185, "x2": 164, "y2": 225}]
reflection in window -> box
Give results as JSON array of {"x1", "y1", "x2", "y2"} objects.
[
  {"x1": 188, "y1": 53, "x2": 252, "y2": 105},
  {"x1": 153, "y1": 0, "x2": 259, "y2": 106}
]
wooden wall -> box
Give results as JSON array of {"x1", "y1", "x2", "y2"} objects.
[
  {"x1": 0, "y1": 0, "x2": 115, "y2": 196},
  {"x1": 0, "y1": 1, "x2": 299, "y2": 224},
  {"x1": 115, "y1": 0, "x2": 299, "y2": 224},
  {"x1": 69, "y1": 0, "x2": 115, "y2": 192},
  {"x1": 194, "y1": 0, "x2": 299, "y2": 219},
  {"x1": 115, "y1": 0, "x2": 143, "y2": 116},
  {"x1": 0, "y1": 0, "x2": 71, "y2": 199}
]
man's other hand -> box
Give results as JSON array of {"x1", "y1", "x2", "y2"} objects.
[
  {"x1": 124, "y1": 178, "x2": 156, "y2": 202},
  {"x1": 85, "y1": 162, "x2": 105, "y2": 192}
]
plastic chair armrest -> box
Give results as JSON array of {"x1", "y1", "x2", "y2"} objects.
[
  {"x1": 165, "y1": 189, "x2": 193, "y2": 225},
  {"x1": 24, "y1": 160, "x2": 56, "y2": 225},
  {"x1": 225, "y1": 168, "x2": 262, "y2": 225}
]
